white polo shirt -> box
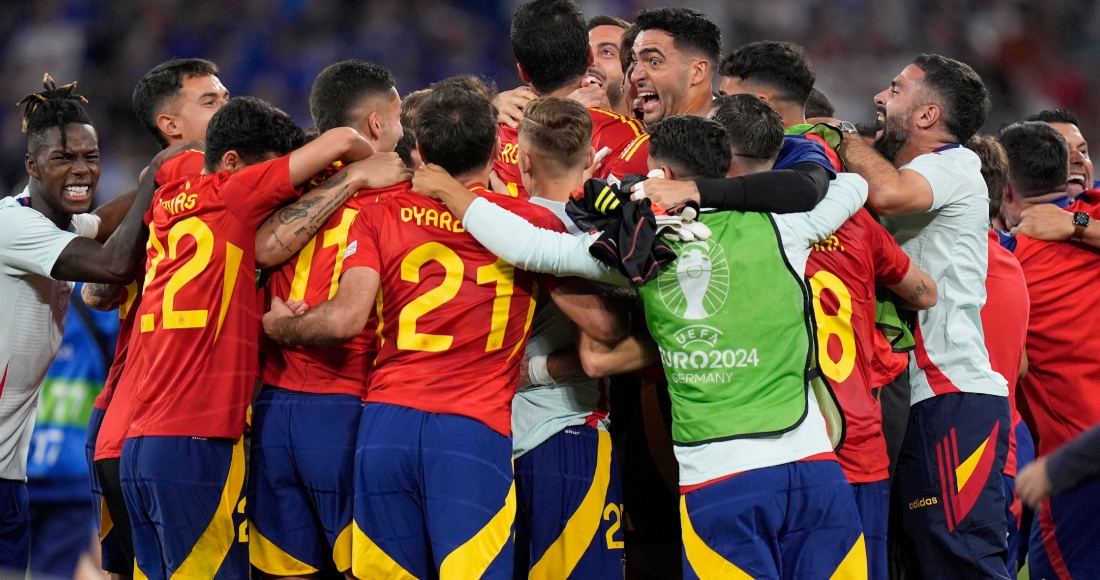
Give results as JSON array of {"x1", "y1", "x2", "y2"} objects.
[
  {"x1": 883, "y1": 145, "x2": 1008, "y2": 404},
  {"x1": 0, "y1": 189, "x2": 98, "y2": 480}
]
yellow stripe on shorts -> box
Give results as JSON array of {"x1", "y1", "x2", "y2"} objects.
[
  {"x1": 439, "y1": 481, "x2": 517, "y2": 579},
  {"x1": 249, "y1": 526, "x2": 318, "y2": 576},
  {"x1": 171, "y1": 437, "x2": 246, "y2": 580},
  {"x1": 830, "y1": 533, "x2": 868, "y2": 580},
  {"x1": 529, "y1": 429, "x2": 614, "y2": 580},
  {"x1": 679, "y1": 496, "x2": 753, "y2": 580},
  {"x1": 352, "y1": 522, "x2": 419, "y2": 580}
]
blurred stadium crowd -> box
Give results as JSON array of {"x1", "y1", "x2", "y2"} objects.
[{"x1": 0, "y1": 0, "x2": 1096, "y2": 201}]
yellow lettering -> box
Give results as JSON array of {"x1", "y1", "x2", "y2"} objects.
[
  {"x1": 412, "y1": 206, "x2": 426, "y2": 226},
  {"x1": 425, "y1": 209, "x2": 439, "y2": 228},
  {"x1": 440, "y1": 211, "x2": 453, "y2": 231},
  {"x1": 185, "y1": 194, "x2": 197, "y2": 210},
  {"x1": 454, "y1": 219, "x2": 465, "y2": 233},
  {"x1": 401, "y1": 207, "x2": 413, "y2": 222}
]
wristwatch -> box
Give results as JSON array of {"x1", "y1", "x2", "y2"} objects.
[
  {"x1": 1072, "y1": 211, "x2": 1090, "y2": 241},
  {"x1": 837, "y1": 121, "x2": 857, "y2": 134}
]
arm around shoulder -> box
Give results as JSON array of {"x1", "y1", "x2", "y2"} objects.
[{"x1": 840, "y1": 137, "x2": 933, "y2": 216}]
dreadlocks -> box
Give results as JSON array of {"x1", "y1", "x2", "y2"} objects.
[{"x1": 18, "y1": 73, "x2": 93, "y2": 153}]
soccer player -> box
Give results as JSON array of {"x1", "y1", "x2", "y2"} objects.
[
  {"x1": 250, "y1": 60, "x2": 408, "y2": 579},
  {"x1": 601, "y1": 8, "x2": 721, "y2": 182},
  {"x1": 968, "y1": 133, "x2": 1032, "y2": 574},
  {"x1": 725, "y1": 95, "x2": 938, "y2": 580},
  {"x1": 0, "y1": 77, "x2": 184, "y2": 572},
  {"x1": 116, "y1": 96, "x2": 377, "y2": 580},
  {"x1": 717, "y1": 41, "x2": 843, "y2": 170},
  {"x1": 621, "y1": 40, "x2": 834, "y2": 219},
  {"x1": 494, "y1": 0, "x2": 644, "y2": 198},
  {"x1": 263, "y1": 82, "x2": 624, "y2": 580},
  {"x1": 85, "y1": 57, "x2": 226, "y2": 580},
  {"x1": 996, "y1": 121, "x2": 1100, "y2": 580},
  {"x1": 1025, "y1": 109, "x2": 1094, "y2": 197},
  {"x1": 835, "y1": 55, "x2": 1010, "y2": 579},
  {"x1": 495, "y1": 97, "x2": 624, "y2": 579},
  {"x1": 418, "y1": 112, "x2": 871, "y2": 579},
  {"x1": 587, "y1": 15, "x2": 631, "y2": 117}
]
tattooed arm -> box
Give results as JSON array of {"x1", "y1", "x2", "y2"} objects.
[
  {"x1": 81, "y1": 282, "x2": 125, "y2": 311},
  {"x1": 254, "y1": 152, "x2": 411, "y2": 269},
  {"x1": 887, "y1": 262, "x2": 938, "y2": 310}
]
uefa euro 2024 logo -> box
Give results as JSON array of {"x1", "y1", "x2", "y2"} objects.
[{"x1": 657, "y1": 240, "x2": 730, "y2": 320}]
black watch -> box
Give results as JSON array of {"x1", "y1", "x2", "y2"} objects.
[
  {"x1": 837, "y1": 121, "x2": 857, "y2": 134},
  {"x1": 1072, "y1": 211, "x2": 1090, "y2": 241}
]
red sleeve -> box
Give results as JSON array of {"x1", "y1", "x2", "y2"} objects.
[
  {"x1": 599, "y1": 134, "x2": 651, "y2": 182},
  {"x1": 154, "y1": 149, "x2": 205, "y2": 186},
  {"x1": 863, "y1": 210, "x2": 911, "y2": 286},
  {"x1": 1070, "y1": 198, "x2": 1100, "y2": 220},
  {"x1": 342, "y1": 203, "x2": 382, "y2": 273},
  {"x1": 590, "y1": 111, "x2": 646, "y2": 164},
  {"x1": 224, "y1": 155, "x2": 301, "y2": 226}
]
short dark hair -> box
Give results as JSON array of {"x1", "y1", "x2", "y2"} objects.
[
  {"x1": 395, "y1": 126, "x2": 417, "y2": 168},
  {"x1": 711, "y1": 94, "x2": 784, "y2": 160},
  {"x1": 519, "y1": 97, "x2": 593, "y2": 168},
  {"x1": 1025, "y1": 109, "x2": 1080, "y2": 127},
  {"x1": 429, "y1": 75, "x2": 497, "y2": 99},
  {"x1": 998, "y1": 121, "x2": 1068, "y2": 197},
  {"x1": 912, "y1": 54, "x2": 991, "y2": 144},
  {"x1": 204, "y1": 96, "x2": 305, "y2": 172},
  {"x1": 19, "y1": 74, "x2": 94, "y2": 153},
  {"x1": 966, "y1": 134, "x2": 1010, "y2": 217},
  {"x1": 647, "y1": 115, "x2": 731, "y2": 179},
  {"x1": 633, "y1": 8, "x2": 721, "y2": 65},
  {"x1": 719, "y1": 41, "x2": 815, "y2": 106},
  {"x1": 511, "y1": 0, "x2": 589, "y2": 95},
  {"x1": 804, "y1": 88, "x2": 834, "y2": 119},
  {"x1": 416, "y1": 82, "x2": 498, "y2": 176},
  {"x1": 309, "y1": 60, "x2": 396, "y2": 133},
  {"x1": 587, "y1": 15, "x2": 629, "y2": 31},
  {"x1": 133, "y1": 58, "x2": 220, "y2": 148}
]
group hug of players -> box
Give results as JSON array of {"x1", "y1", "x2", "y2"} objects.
[{"x1": 2, "y1": 0, "x2": 1098, "y2": 579}]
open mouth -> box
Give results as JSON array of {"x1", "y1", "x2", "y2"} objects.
[
  {"x1": 639, "y1": 90, "x2": 660, "y2": 114},
  {"x1": 586, "y1": 67, "x2": 606, "y2": 87},
  {"x1": 63, "y1": 185, "x2": 91, "y2": 202},
  {"x1": 1068, "y1": 173, "x2": 1087, "y2": 196},
  {"x1": 876, "y1": 108, "x2": 886, "y2": 123}
]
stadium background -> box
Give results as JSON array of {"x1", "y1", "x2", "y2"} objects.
[{"x1": 0, "y1": 0, "x2": 1096, "y2": 203}]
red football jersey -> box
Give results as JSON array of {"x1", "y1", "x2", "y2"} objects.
[
  {"x1": 602, "y1": 133, "x2": 651, "y2": 184},
  {"x1": 494, "y1": 108, "x2": 646, "y2": 197},
  {"x1": 982, "y1": 230, "x2": 1028, "y2": 476},
  {"x1": 93, "y1": 149, "x2": 205, "y2": 412},
  {"x1": 259, "y1": 184, "x2": 404, "y2": 397},
  {"x1": 119, "y1": 155, "x2": 299, "y2": 440},
  {"x1": 1012, "y1": 198, "x2": 1100, "y2": 456},
  {"x1": 343, "y1": 182, "x2": 566, "y2": 435},
  {"x1": 806, "y1": 209, "x2": 910, "y2": 484}
]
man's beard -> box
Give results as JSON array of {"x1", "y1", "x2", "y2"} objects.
[
  {"x1": 873, "y1": 111, "x2": 911, "y2": 163},
  {"x1": 607, "y1": 80, "x2": 624, "y2": 110}
]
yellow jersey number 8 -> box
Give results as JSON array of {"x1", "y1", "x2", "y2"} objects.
[{"x1": 809, "y1": 270, "x2": 856, "y2": 383}]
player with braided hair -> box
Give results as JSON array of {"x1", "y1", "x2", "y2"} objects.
[{"x1": 0, "y1": 73, "x2": 187, "y2": 573}]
